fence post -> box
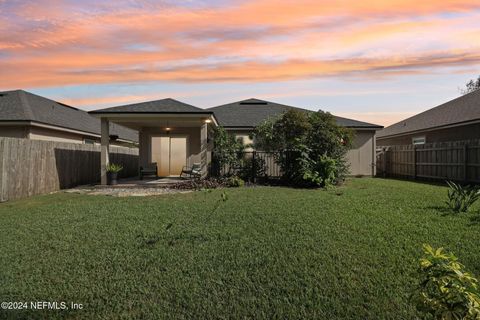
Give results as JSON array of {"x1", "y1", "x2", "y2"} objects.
[
  {"x1": 382, "y1": 147, "x2": 387, "y2": 178},
  {"x1": 413, "y1": 145, "x2": 417, "y2": 179},
  {"x1": 252, "y1": 151, "x2": 256, "y2": 183},
  {"x1": 463, "y1": 144, "x2": 468, "y2": 182}
]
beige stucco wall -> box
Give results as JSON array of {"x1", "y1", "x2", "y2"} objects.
[
  {"x1": 0, "y1": 126, "x2": 29, "y2": 138},
  {"x1": 139, "y1": 127, "x2": 202, "y2": 168},
  {"x1": 377, "y1": 122, "x2": 480, "y2": 146},
  {"x1": 346, "y1": 130, "x2": 376, "y2": 176}
]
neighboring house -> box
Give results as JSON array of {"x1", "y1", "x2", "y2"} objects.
[
  {"x1": 377, "y1": 89, "x2": 480, "y2": 146},
  {"x1": 0, "y1": 90, "x2": 138, "y2": 146},
  {"x1": 208, "y1": 99, "x2": 383, "y2": 177},
  {"x1": 90, "y1": 98, "x2": 382, "y2": 184}
]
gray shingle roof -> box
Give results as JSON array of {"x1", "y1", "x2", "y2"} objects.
[
  {"x1": 207, "y1": 98, "x2": 382, "y2": 129},
  {"x1": 377, "y1": 89, "x2": 480, "y2": 138},
  {"x1": 0, "y1": 90, "x2": 138, "y2": 142},
  {"x1": 90, "y1": 98, "x2": 212, "y2": 114}
]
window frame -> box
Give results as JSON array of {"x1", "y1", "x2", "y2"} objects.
[{"x1": 412, "y1": 136, "x2": 426, "y2": 145}]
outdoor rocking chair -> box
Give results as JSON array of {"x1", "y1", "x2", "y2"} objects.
[
  {"x1": 139, "y1": 162, "x2": 158, "y2": 180},
  {"x1": 180, "y1": 163, "x2": 202, "y2": 179}
]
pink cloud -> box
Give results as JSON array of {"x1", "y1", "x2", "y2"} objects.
[{"x1": 0, "y1": 0, "x2": 480, "y2": 88}]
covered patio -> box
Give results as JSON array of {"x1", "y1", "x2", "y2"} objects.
[{"x1": 90, "y1": 99, "x2": 217, "y2": 185}]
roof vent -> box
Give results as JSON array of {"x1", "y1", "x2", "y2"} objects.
[{"x1": 239, "y1": 101, "x2": 268, "y2": 105}]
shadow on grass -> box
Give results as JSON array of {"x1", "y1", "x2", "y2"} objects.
[
  {"x1": 468, "y1": 213, "x2": 480, "y2": 226},
  {"x1": 425, "y1": 205, "x2": 454, "y2": 216}
]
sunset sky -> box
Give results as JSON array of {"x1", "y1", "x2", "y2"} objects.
[{"x1": 1, "y1": 0, "x2": 479, "y2": 126}]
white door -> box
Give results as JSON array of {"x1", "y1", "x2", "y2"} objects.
[{"x1": 151, "y1": 136, "x2": 187, "y2": 176}]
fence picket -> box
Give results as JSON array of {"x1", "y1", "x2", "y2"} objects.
[
  {"x1": 377, "y1": 140, "x2": 480, "y2": 183},
  {"x1": 0, "y1": 137, "x2": 139, "y2": 201}
]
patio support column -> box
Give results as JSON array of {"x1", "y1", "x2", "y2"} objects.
[
  {"x1": 372, "y1": 132, "x2": 377, "y2": 177},
  {"x1": 200, "y1": 123, "x2": 208, "y2": 177},
  {"x1": 100, "y1": 118, "x2": 110, "y2": 185}
]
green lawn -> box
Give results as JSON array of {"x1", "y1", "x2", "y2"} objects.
[{"x1": 1, "y1": 178, "x2": 479, "y2": 319}]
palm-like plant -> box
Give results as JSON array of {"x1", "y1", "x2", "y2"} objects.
[
  {"x1": 106, "y1": 163, "x2": 123, "y2": 173},
  {"x1": 446, "y1": 181, "x2": 480, "y2": 213}
]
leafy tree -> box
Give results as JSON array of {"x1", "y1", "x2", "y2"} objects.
[
  {"x1": 211, "y1": 126, "x2": 244, "y2": 176},
  {"x1": 253, "y1": 109, "x2": 353, "y2": 187},
  {"x1": 461, "y1": 76, "x2": 480, "y2": 95},
  {"x1": 253, "y1": 109, "x2": 311, "y2": 151}
]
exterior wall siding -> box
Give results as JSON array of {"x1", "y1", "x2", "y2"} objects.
[
  {"x1": 28, "y1": 126, "x2": 85, "y2": 143},
  {"x1": 139, "y1": 127, "x2": 202, "y2": 169},
  {"x1": 377, "y1": 122, "x2": 480, "y2": 146},
  {"x1": 0, "y1": 126, "x2": 29, "y2": 138},
  {"x1": 1, "y1": 125, "x2": 135, "y2": 147},
  {"x1": 346, "y1": 131, "x2": 376, "y2": 176}
]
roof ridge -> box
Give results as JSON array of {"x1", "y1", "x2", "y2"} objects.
[
  {"x1": 92, "y1": 97, "x2": 204, "y2": 112},
  {"x1": 18, "y1": 90, "x2": 35, "y2": 121},
  {"x1": 164, "y1": 97, "x2": 204, "y2": 110}
]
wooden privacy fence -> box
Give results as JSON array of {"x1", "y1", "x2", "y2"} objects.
[
  {"x1": 0, "y1": 137, "x2": 139, "y2": 202},
  {"x1": 376, "y1": 140, "x2": 480, "y2": 183}
]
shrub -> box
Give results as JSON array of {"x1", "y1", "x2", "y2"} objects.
[
  {"x1": 253, "y1": 109, "x2": 352, "y2": 187},
  {"x1": 413, "y1": 244, "x2": 480, "y2": 320},
  {"x1": 226, "y1": 176, "x2": 245, "y2": 188},
  {"x1": 106, "y1": 163, "x2": 123, "y2": 173},
  {"x1": 211, "y1": 126, "x2": 245, "y2": 176},
  {"x1": 446, "y1": 181, "x2": 480, "y2": 213}
]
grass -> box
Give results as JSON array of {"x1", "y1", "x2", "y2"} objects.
[{"x1": 1, "y1": 178, "x2": 479, "y2": 319}]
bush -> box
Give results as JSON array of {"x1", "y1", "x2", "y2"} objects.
[
  {"x1": 413, "y1": 244, "x2": 480, "y2": 319},
  {"x1": 226, "y1": 176, "x2": 245, "y2": 188},
  {"x1": 211, "y1": 126, "x2": 244, "y2": 176},
  {"x1": 253, "y1": 109, "x2": 352, "y2": 188},
  {"x1": 446, "y1": 181, "x2": 480, "y2": 213}
]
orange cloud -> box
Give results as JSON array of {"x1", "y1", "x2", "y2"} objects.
[{"x1": 0, "y1": 0, "x2": 479, "y2": 89}]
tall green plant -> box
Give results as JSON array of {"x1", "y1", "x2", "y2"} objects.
[
  {"x1": 212, "y1": 126, "x2": 244, "y2": 176},
  {"x1": 446, "y1": 181, "x2": 480, "y2": 213},
  {"x1": 413, "y1": 244, "x2": 480, "y2": 319},
  {"x1": 253, "y1": 109, "x2": 353, "y2": 187}
]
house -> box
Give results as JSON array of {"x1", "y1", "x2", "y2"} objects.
[
  {"x1": 90, "y1": 98, "x2": 382, "y2": 184},
  {"x1": 0, "y1": 90, "x2": 138, "y2": 146},
  {"x1": 377, "y1": 89, "x2": 480, "y2": 146},
  {"x1": 208, "y1": 98, "x2": 383, "y2": 177}
]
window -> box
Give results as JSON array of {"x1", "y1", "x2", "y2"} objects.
[
  {"x1": 412, "y1": 136, "x2": 426, "y2": 145},
  {"x1": 84, "y1": 138, "x2": 96, "y2": 145}
]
